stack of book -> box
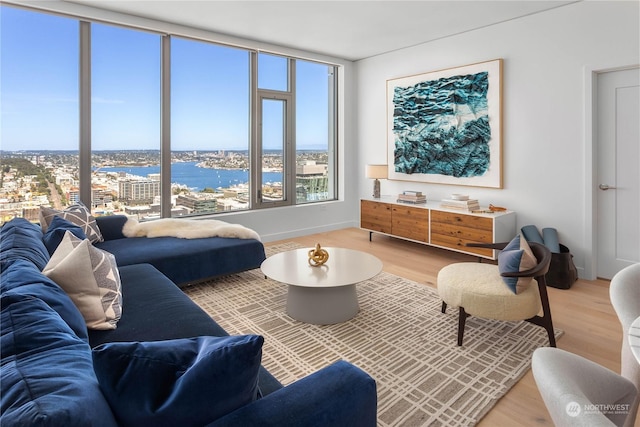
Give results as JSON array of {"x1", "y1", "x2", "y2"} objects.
[
  {"x1": 397, "y1": 191, "x2": 427, "y2": 204},
  {"x1": 440, "y1": 198, "x2": 480, "y2": 211}
]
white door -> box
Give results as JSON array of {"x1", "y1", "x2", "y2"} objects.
[{"x1": 596, "y1": 67, "x2": 640, "y2": 279}]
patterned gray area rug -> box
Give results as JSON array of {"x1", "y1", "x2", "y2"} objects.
[{"x1": 184, "y1": 242, "x2": 562, "y2": 427}]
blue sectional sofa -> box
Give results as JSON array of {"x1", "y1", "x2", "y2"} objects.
[{"x1": 0, "y1": 218, "x2": 377, "y2": 426}]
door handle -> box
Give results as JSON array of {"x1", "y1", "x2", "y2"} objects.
[{"x1": 599, "y1": 184, "x2": 617, "y2": 190}]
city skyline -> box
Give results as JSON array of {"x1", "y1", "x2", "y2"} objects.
[{"x1": 0, "y1": 146, "x2": 331, "y2": 223}]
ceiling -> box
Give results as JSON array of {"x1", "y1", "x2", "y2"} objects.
[{"x1": 63, "y1": 1, "x2": 577, "y2": 61}]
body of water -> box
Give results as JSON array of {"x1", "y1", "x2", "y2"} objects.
[{"x1": 99, "y1": 162, "x2": 282, "y2": 191}]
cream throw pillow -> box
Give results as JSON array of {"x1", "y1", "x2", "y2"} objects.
[{"x1": 43, "y1": 231, "x2": 122, "y2": 330}]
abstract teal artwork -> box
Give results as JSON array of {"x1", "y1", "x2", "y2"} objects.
[
  {"x1": 393, "y1": 71, "x2": 490, "y2": 176},
  {"x1": 387, "y1": 59, "x2": 503, "y2": 188}
]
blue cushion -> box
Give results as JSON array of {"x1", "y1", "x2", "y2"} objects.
[
  {"x1": 42, "y1": 215, "x2": 88, "y2": 255},
  {"x1": 0, "y1": 293, "x2": 117, "y2": 426},
  {"x1": 95, "y1": 215, "x2": 128, "y2": 241},
  {"x1": 0, "y1": 218, "x2": 49, "y2": 272},
  {"x1": 520, "y1": 225, "x2": 544, "y2": 245},
  {"x1": 39, "y1": 202, "x2": 104, "y2": 243},
  {"x1": 542, "y1": 227, "x2": 561, "y2": 253},
  {"x1": 1, "y1": 259, "x2": 88, "y2": 341},
  {"x1": 498, "y1": 235, "x2": 537, "y2": 294},
  {"x1": 92, "y1": 335, "x2": 264, "y2": 426}
]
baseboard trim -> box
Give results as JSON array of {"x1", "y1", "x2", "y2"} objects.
[{"x1": 260, "y1": 220, "x2": 358, "y2": 242}]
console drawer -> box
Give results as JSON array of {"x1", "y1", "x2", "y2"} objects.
[
  {"x1": 361, "y1": 200, "x2": 392, "y2": 234},
  {"x1": 431, "y1": 211, "x2": 493, "y2": 257},
  {"x1": 391, "y1": 205, "x2": 429, "y2": 243}
]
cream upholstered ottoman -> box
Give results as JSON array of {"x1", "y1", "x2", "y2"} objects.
[
  {"x1": 438, "y1": 263, "x2": 542, "y2": 321},
  {"x1": 437, "y1": 259, "x2": 555, "y2": 346}
]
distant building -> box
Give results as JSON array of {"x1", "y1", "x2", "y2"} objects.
[
  {"x1": 176, "y1": 193, "x2": 217, "y2": 214},
  {"x1": 0, "y1": 202, "x2": 23, "y2": 224},
  {"x1": 296, "y1": 161, "x2": 327, "y2": 176},
  {"x1": 68, "y1": 188, "x2": 80, "y2": 204},
  {"x1": 0, "y1": 204, "x2": 43, "y2": 224},
  {"x1": 124, "y1": 204, "x2": 159, "y2": 216},
  {"x1": 56, "y1": 173, "x2": 76, "y2": 187},
  {"x1": 92, "y1": 185, "x2": 113, "y2": 208},
  {"x1": 216, "y1": 197, "x2": 248, "y2": 212},
  {"x1": 22, "y1": 206, "x2": 40, "y2": 222},
  {"x1": 296, "y1": 161, "x2": 328, "y2": 202},
  {"x1": 223, "y1": 188, "x2": 248, "y2": 199},
  {"x1": 119, "y1": 180, "x2": 160, "y2": 205}
]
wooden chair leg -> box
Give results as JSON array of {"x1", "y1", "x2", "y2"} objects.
[
  {"x1": 526, "y1": 277, "x2": 557, "y2": 347},
  {"x1": 539, "y1": 278, "x2": 556, "y2": 347},
  {"x1": 457, "y1": 307, "x2": 469, "y2": 346},
  {"x1": 441, "y1": 301, "x2": 447, "y2": 313}
]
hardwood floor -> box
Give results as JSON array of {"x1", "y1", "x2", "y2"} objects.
[{"x1": 266, "y1": 227, "x2": 628, "y2": 426}]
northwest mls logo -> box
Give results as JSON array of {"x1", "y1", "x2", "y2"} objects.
[
  {"x1": 565, "y1": 401, "x2": 630, "y2": 417},
  {"x1": 566, "y1": 401, "x2": 581, "y2": 417}
]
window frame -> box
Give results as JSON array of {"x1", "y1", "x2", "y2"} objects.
[
  {"x1": 254, "y1": 91, "x2": 295, "y2": 209},
  {"x1": 252, "y1": 54, "x2": 296, "y2": 209},
  {"x1": 1, "y1": 4, "x2": 340, "y2": 219}
]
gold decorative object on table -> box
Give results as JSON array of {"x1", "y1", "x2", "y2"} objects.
[{"x1": 308, "y1": 243, "x2": 329, "y2": 267}]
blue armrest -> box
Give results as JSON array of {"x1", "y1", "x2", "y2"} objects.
[
  {"x1": 208, "y1": 360, "x2": 377, "y2": 427},
  {"x1": 95, "y1": 215, "x2": 128, "y2": 241}
]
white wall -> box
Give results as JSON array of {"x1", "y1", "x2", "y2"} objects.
[{"x1": 356, "y1": 1, "x2": 639, "y2": 278}]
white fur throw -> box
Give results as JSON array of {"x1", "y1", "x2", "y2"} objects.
[{"x1": 122, "y1": 218, "x2": 261, "y2": 241}]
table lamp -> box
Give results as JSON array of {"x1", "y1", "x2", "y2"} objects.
[{"x1": 366, "y1": 164, "x2": 387, "y2": 198}]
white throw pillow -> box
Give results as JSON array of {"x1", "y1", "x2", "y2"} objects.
[
  {"x1": 43, "y1": 231, "x2": 122, "y2": 330},
  {"x1": 40, "y1": 203, "x2": 104, "y2": 243}
]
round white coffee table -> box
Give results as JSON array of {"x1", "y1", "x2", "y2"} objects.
[{"x1": 260, "y1": 247, "x2": 383, "y2": 324}]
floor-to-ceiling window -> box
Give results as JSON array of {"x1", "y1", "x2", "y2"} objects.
[
  {"x1": 295, "y1": 59, "x2": 336, "y2": 204},
  {"x1": 255, "y1": 53, "x2": 291, "y2": 208},
  {"x1": 254, "y1": 53, "x2": 337, "y2": 208},
  {"x1": 171, "y1": 38, "x2": 250, "y2": 216},
  {"x1": 0, "y1": 7, "x2": 78, "y2": 223},
  {"x1": 91, "y1": 23, "x2": 161, "y2": 218},
  {"x1": 0, "y1": 4, "x2": 338, "y2": 224}
]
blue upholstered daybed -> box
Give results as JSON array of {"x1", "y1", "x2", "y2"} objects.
[{"x1": 94, "y1": 215, "x2": 266, "y2": 287}]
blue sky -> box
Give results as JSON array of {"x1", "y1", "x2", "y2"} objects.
[{"x1": 1, "y1": 5, "x2": 330, "y2": 152}]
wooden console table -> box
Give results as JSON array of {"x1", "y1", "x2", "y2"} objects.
[{"x1": 361, "y1": 197, "x2": 516, "y2": 260}]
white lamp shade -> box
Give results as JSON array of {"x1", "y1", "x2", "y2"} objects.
[{"x1": 366, "y1": 164, "x2": 388, "y2": 179}]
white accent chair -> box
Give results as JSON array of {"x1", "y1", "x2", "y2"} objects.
[
  {"x1": 610, "y1": 263, "x2": 640, "y2": 427},
  {"x1": 532, "y1": 347, "x2": 637, "y2": 427}
]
